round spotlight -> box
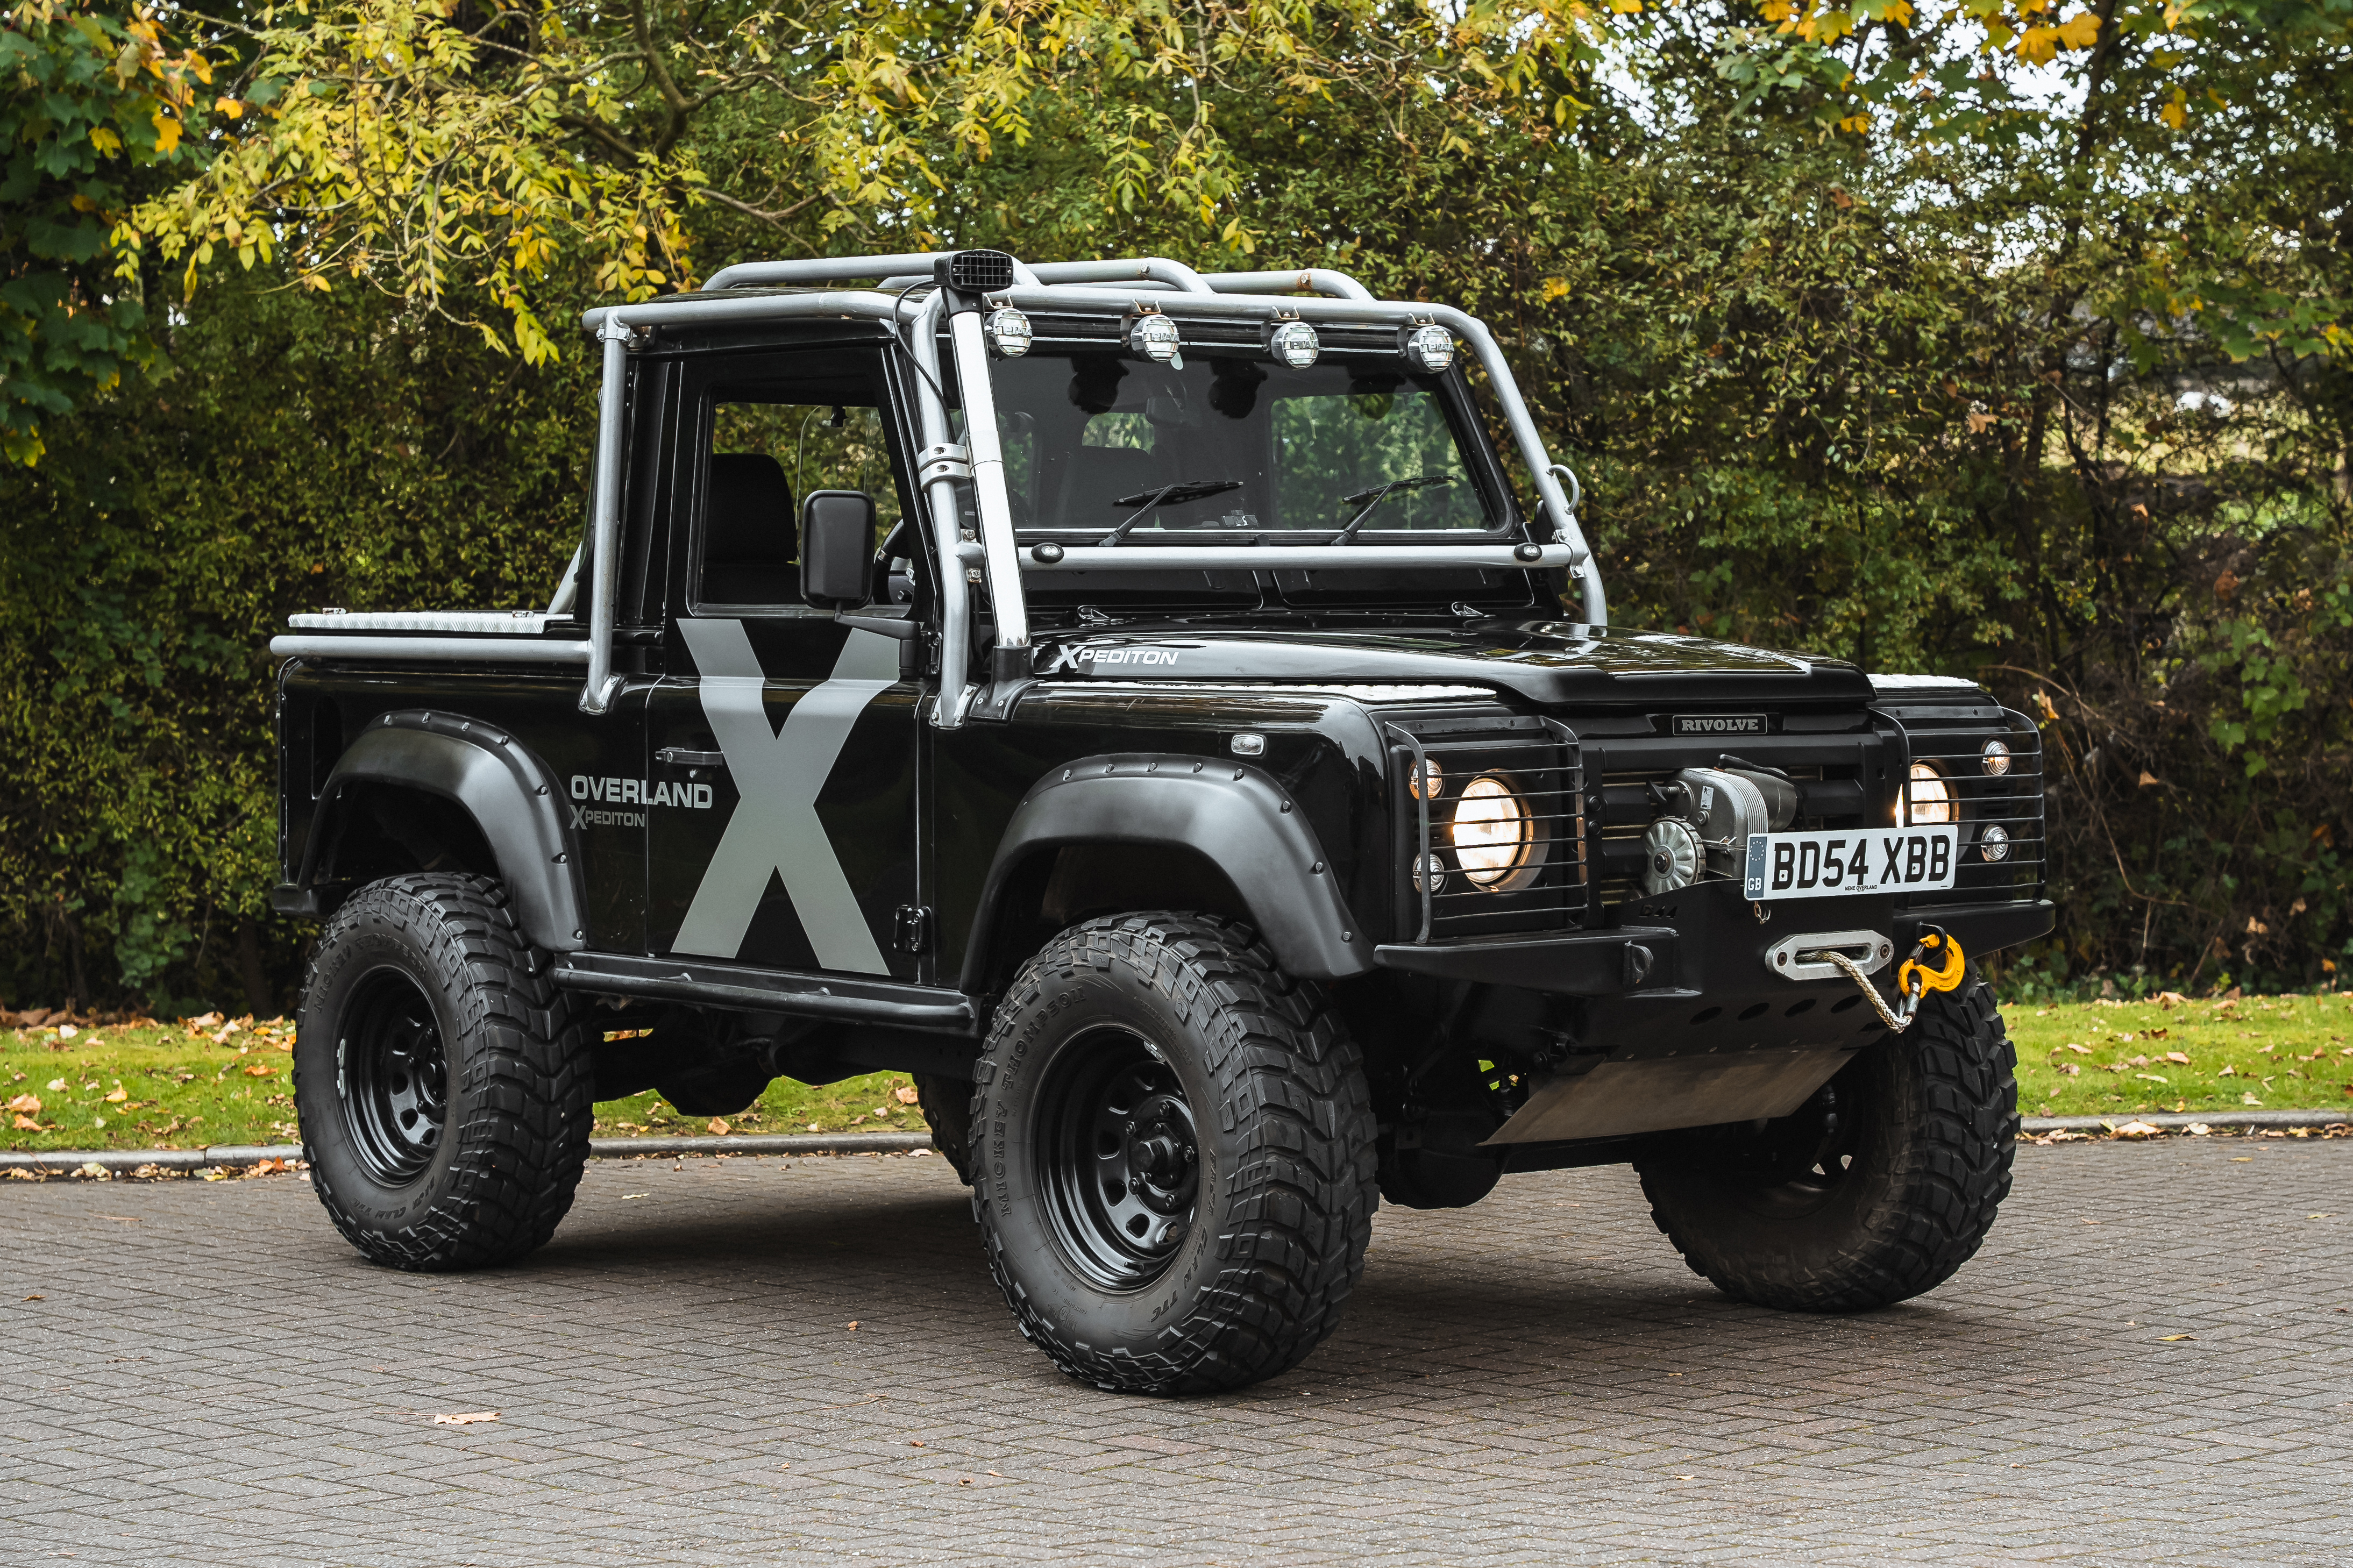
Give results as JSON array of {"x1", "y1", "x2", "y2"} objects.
[
  {"x1": 985, "y1": 306, "x2": 1033, "y2": 358},
  {"x1": 1451, "y1": 774, "x2": 1532, "y2": 888},
  {"x1": 1410, "y1": 853, "x2": 1447, "y2": 894},
  {"x1": 1268, "y1": 320, "x2": 1320, "y2": 369},
  {"x1": 1904, "y1": 761, "x2": 1954, "y2": 826},
  {"x1": 1980, "y1": 823, "x2": 2011, "y2": 862},
  {"x1": 1402, "y1": 323, "x2": 1455, "y2": 373},
  {"x1": 1406, "y1": 756, "x2": 1445, "y2": 802},
  {"x1": 1129, "y1": 313, "x2": 1182, "y2": 365},
  {"x1": 1981, "y1": 739, "x2": 2013, "y2": 776}
]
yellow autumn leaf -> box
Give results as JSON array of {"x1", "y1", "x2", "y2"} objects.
[
  {"x1": 150, "y1": 110, "x2": 181, "y2": 154},
  {"x1": 2054, "y1": 10, "x2": 2102, "y2": 48},
  {"x1": 1541, "y1": 276, "x2": 1572, "y2": 302},
  {"x1": 215, "y1": 96, "x2": 245, "y2": 118}
]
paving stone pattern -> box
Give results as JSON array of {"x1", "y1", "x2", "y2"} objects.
[{"x1": 4, "y1": 1139, "x2": 2349, "y2": 1565}]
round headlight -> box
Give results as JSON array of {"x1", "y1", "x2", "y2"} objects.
[
  {"x1": 1451, "y1": 774, "x2": 1531, "y2": 887},
  {"x1": 1981, "y1": 739, "x2": 2012, "y2": 776},
  {"x1": 1904, "y1": 761, "x2": 1954, "y2": 826},
  {"x1": 984, "y1": 306, "x2": 1033, "y2": 359},
  {"x1": 1979, "y1": 823, "x2": 2011, "y2": 862},
  {"x1": 1402, "y1": 323, "x2": 1455, "y2": 373},
  {"x1": 1128, "y1": 313, "x2": 1182, "y2": 366},
  {"x1": 1410, "y1": 853, "x2": 1447, "y2": 894},
  {"x1": 1268, "y1": 320, "x2": 1320, "y2": 369},
  {"x1": 1406, "y1": 756, "x2": 1444, "y2": 802}
]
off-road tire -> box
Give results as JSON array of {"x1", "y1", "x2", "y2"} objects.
[
  {"x1": 914, "y1": 1073, "x2": 976, "y2": 1184},
  {"x1": 295, "y1": 873, "x2": 593, "y2": 1271},
  {"x1": 972, "y1": 913, "x2": 1378, "y2": 1394},
  {"x1": 1635, "y1": 970, "x2": 2016, "y2": 1312}
]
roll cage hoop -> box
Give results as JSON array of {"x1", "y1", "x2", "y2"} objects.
[{"x1": 274, "y1": 251, "x2": 1602, "y2": 730}]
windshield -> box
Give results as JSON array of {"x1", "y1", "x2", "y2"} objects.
[{"x1": 989, "y1": 351, "x2": 1505, "y2": 540}]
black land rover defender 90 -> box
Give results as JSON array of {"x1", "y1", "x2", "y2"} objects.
[{"x1": 271, "y1": 250, "x2": 2052, "y2": 1394}]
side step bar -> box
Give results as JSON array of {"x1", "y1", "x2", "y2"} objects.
[{"x1": 551, "y1": 952, "x2": 979, "y2": 1034}]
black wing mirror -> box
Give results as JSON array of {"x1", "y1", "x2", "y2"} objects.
[{"x1": 800, "y1": 490, "x2": 876, "y2": 610}]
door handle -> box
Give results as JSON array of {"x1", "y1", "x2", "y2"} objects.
[{"x1": 656, "y1": 747, "x2": 727, "y2": 768}]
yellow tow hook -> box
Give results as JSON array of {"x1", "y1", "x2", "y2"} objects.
[{"x1": 1824, "y1": 924, "x2": 1966, "y2": 1032}]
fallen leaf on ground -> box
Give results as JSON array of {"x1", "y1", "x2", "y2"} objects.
[
  {"x1": 2114, "y1": 1120, "x2": 2164, "y2": 1138},
  {"x1": 23, "y1": 1294, "x2": 43, "y2": 1301},
  {"x1": 6, "y1": 1093, "x2": 39, "y2": 1114},
  {"x1": 2157, "y1": 1335, "x2": 2194, "y2": 1342},
  {"x1": 2060, "y1": 1042, "x2": 2092, "y2": 1054},
  {"x1": 894, "y1": 1085, "x2": 920, "y2": 1104},
  {"x1": 103, "y1": 1087, "x2": 127, "y2": 1102},
  {"x1": 847, "y1": 1321, "x2": 860, "y2": 1331},
  {"x1": 2309, "y1": 1213, "x2": 2336, "y2": 1221},
  {"x1": 2243, "y1": 1093, "x2": 2263, "y2": 1104},
  {"x1": 432, "y1": 1412, "x2": 499, "y2": 1425},
  {"x1": 241, "y1": 1064, "x2": 275, "y2": 1077},
  {"x1": 2162, "y1": 1052, "x2": 2190, "y2": 1066},
  {"x1": 2186, "y1": 1123, "x2": 2212, "y2": 1136},
  {"x1": 707, "y1": 1118, "x2": 730, "y2": 1135},
  {"x1": 622, "y1": 1193, "x2": 649, "y2": 1200},
  {"x1": 2157, "y1": 992, "x2": 2188, "y2": 1008},
  {"x1": 12, "y1": 1114, "x2": 45, "y2": 1130}
]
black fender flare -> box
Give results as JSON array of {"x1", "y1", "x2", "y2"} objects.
[
  {"x1": 962, "y1": 752, "x2": 1373, "y2": 988},
  {"x1": 292, "y1": 709, "x2": 587, "y2": 952}
]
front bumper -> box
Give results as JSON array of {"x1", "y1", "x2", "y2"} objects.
[{"x1": 1373, "y1": 892, "x2": 2054, "y2": 997}]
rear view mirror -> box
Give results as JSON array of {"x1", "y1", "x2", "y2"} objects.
[{"x1": 801, "y1": 490, "x2": 877, "y2": 609}]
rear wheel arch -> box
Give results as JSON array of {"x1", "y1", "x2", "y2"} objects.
[{"x1": 295, "y1": 711, "x2": 586, "y2": 952}]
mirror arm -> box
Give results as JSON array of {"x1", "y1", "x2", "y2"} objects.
[{"x1": 835, "y1": 610, "x2": 921, "y2": 641}]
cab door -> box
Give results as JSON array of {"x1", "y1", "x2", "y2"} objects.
[{"x1": 643, "y1": 337, "x2": 927, "y2": 982}]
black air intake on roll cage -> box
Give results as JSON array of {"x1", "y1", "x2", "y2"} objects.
[{"x1": 940, "y1": 250, "x2": 1017, "y2": 294}]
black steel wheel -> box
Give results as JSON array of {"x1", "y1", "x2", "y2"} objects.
[
  {"x1": 1036, "y1": 1029, "x2": 1199, "y2": 1291},
  {"x1": 1635, "y1": 970, "x2": 2016, "y2": 1312},
  {"x1": 296, "y1": 873, "x2": 592, "y2": 1272},
  {"x1": 338, "y1": 969, "x2": 451, "y2": 1184},
  {"x1": 972, "y1": 913, "x2": 1377, "y2": 1395}
]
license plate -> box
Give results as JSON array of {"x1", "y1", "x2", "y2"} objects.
[{"x1": 1744, "y1": 828, "x2": 1958, "y2": 901}]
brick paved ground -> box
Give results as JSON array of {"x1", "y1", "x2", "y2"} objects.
[{"x1": 3, "y1": 1138, "x2": 2347, "y2": 1566}]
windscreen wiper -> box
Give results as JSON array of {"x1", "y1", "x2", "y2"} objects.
[
  {"x1": 1100, "y1": 479, "x2": 1246, "y2": 545},
  {"x1": 1332, "y1": 474, "x2": 1453, "y2": 543}
]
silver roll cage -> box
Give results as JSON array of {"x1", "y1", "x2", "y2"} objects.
[{"x1": 274, "y1": 251, "x2": 1603, "y2": 728}]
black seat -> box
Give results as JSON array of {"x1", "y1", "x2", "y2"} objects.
[{"x1": 702, "y1": 453, "x2": 797, "y2": 604}]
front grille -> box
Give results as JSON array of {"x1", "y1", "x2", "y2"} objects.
[
  {"x1": 1888, "y1": 707, "x2": 2046, "y2": 905},
  {"x1": 1384, "y1": 715, "x2": 1586, "y2": 942}
]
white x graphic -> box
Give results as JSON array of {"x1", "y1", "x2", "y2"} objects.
[{"x1": 669, "y1": 619, "x2": 899, "y2": 974}]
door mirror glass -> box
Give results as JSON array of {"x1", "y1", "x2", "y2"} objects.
[{"x1": 801, "y1": 490, "x2": 877, "y2": 609}]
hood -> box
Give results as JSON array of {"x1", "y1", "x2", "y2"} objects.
[{"x1": 1025, "y1": 620, "x2": 1875, "y2": 708}]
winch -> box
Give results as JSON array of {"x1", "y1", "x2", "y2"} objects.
[{"x1": 1640, "y1": 762, "x2": 1797, "y2": 895}]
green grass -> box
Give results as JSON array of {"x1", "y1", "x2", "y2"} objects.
[
  {"x1": 2008, "y1": 992, "x2": 2353, "y2": 1119},
  {"x1": 8, "y1": 992, "x2": 2350, "y2": 1152},
  {"x1": 3, "y1": 1015, "x2": 929, "y2": 1152}
]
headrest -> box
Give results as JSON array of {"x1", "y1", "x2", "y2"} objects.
[{"x1": 705, "y1": 453, "x2": 795, "y2": 565}]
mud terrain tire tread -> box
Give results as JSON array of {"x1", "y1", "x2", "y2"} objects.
[
  {"x1": 1637, "y1": 971, "x2": 2016, "y2": 1312},
  {"x1": 973, "y1": 913, "x2": 1378, "y2": 1394},
  {"x1": 297, "y1": 873, "x2": 592, "y2": 1272},
  {"x1": 914, "y1": 1073, "x2": 976, "y2": 1184}
]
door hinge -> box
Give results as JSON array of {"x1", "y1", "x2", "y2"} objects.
[{"x1": 893, "y1": 904, "x2": 933, "y2": 955}]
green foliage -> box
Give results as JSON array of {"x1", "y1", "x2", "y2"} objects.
[
  {"x1": 1, "y1": 0, "x2": 2349, "y2": 1007},
  {"x1": 1, "y1": 0, "x2": 210, "y2": 464}
]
